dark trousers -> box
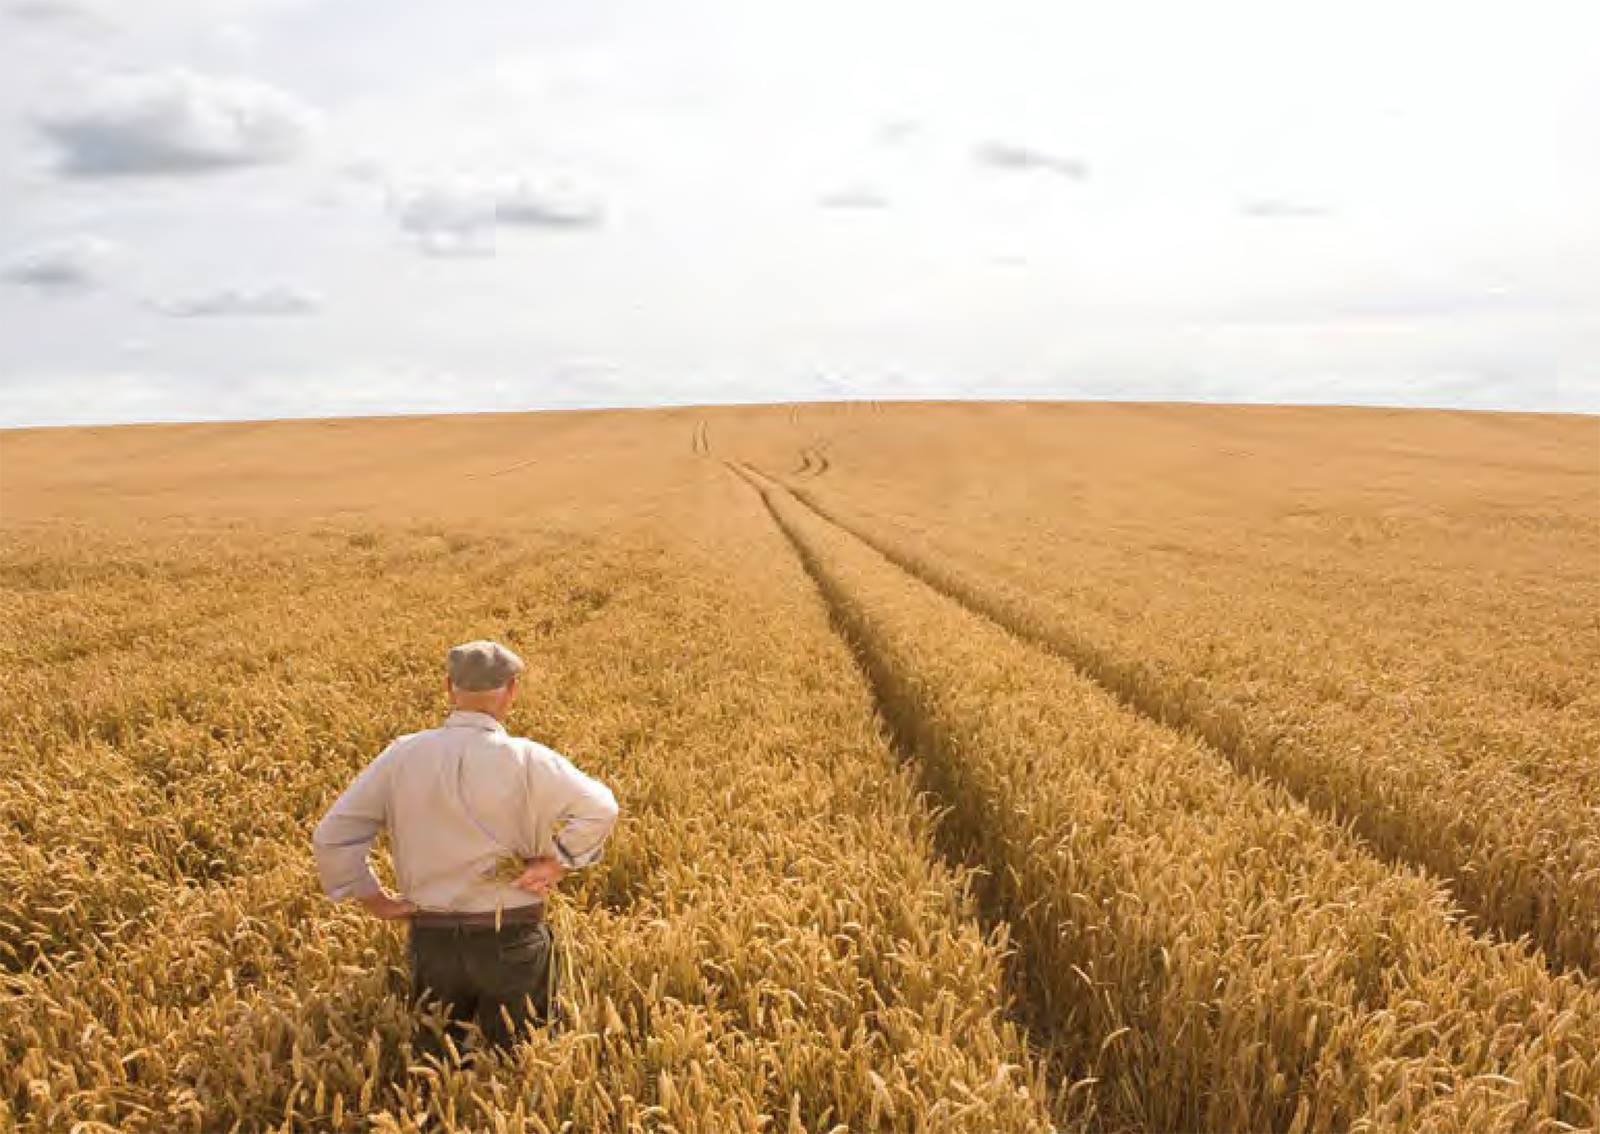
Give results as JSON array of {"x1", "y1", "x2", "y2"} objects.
[{"x1": 407, "y1": 919, "x2": 556, "y2": 1057}]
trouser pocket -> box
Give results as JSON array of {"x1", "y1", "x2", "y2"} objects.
[
  {"x1": 489, "y1": 922, "x2": 552, "y2": 1015},
  {"x1": 495, "y1": 921, "x2": 549, "y2": 967}
]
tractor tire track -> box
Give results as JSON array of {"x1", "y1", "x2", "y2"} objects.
[
  {"x1": 764, "y1": 468, "x2": 1600, "y2": 978},
  {"x1": 723, "y1": 460, "x2": 1090, "y2": 1127},
  {"x1": 470, "y1": 456, "x2": 540, "y2": 479},
  {"x1": 791, "y1": 445, "x2": 831, "y2": 478},
  {"x1": 728, "y1": 460, "x2": 1600, "y2": 1133}
]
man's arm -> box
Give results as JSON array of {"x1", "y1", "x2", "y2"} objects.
[
  {"x1": 547, "y1": 752, "x2": 620, "y2": 869},
  {"x1": 312, "y1": 744, "x2": 414, "y2": 919},
  {"x1": 513, "y1": 750, "x2": 619, "y2": 896}
]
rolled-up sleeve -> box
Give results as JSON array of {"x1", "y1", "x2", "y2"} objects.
[
  {"x1": 544, "y1": 754, "x2": 619, "y2": 870},
  {"x1": 312, "y1": 745, "x2": 398, "y2": 900}
]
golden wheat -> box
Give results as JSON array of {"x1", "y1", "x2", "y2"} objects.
[
  {"x1": 746, "y1": 465, "x2": 1599, "y2": 1133},
  {"x1": 769, "y1": 471, "x2": 1600, "y2": 975},
  {"x1": 3, "y1": 401, "x2": 1595, "y2": 1132},
  {"x1": 1, "y1": 508, "x2": 1056, "y2": 1131}
]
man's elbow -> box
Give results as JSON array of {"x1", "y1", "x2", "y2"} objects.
[
  {"x1": 311, "y1": 811, "x2": 339, "y2": 851},
  {"x1": 310, "y1": 815, "x2": 364, "y2": 894},
  {"x1": 561, "y1": 787, "x2": 619, "y2": 868}
]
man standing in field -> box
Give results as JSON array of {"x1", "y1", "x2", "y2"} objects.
[{"x1": 312, "y1": 639, "x2": 619, "y2": 1055}]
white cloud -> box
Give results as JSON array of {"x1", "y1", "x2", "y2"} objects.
[
  {"x1": 1241, "y1": 198, "x2": 1332, "y2": 219},
  {"x1": 392, "y1": 185, "x2": 497, "y2": 258},
  {"x1": 819, "y1": 188, "x2": 889, "y2": 210},
  {"x1": 391, "y1": 177, "x2": 601, "y2": 256},
  {"x1": 3, "y1": 235, "x2": 118, "y2": 291},
  {"x1": 159, "y1": 285, "x2": 317, "y2": 317},
  {"x1": 876, "y1": 120, "x2": 919, "y2": 146},
  {"x1": 34, "y1": 68, "x2": 316, "y2": 177},
  {"x1": 493, "y1": 184, "x2": 601, "y2": 228},
  {"x1": 7, "y1": 0, "x2": 94, "y2": 25},
  {"x1": 974, "y1": 140, "x2": 1089, "y2": 179}
]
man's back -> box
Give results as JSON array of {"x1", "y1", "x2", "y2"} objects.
[
  {"x1": 313, "y1": 708, "x2": 619, "y2": 914},
  {"x1": 313, "y1": 639, "x2": 617, "y2": 1055}
]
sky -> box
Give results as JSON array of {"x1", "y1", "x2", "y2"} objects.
[{"x1": 2, "y1": 0, "x2": 1597, "y2": 427}]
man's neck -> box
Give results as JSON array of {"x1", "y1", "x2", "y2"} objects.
[{"x1": 450, "y1": 705, "x2": 504, "y2": 722}]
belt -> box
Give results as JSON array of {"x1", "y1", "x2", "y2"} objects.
[{"x1": 409, "y1": 902, "x2": 545, "y2": 929}]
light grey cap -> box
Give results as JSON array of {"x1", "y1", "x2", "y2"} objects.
[{"x1": 447, "y1": 639, "x2": 525, "y2": 691}]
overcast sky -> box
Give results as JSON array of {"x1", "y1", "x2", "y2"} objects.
[{"x1": 2, "y1": 0, "x2": 1596, "y2": 427}]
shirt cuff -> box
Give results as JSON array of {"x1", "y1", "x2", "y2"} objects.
[{"x1": 552, "y1": 835, "x2": 603, "y2": 870}]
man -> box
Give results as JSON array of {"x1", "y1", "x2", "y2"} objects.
[{"x1": 312, "y1": 638, "x2": 619, "y2": 1055}]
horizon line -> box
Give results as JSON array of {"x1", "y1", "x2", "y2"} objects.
[{"x1": 2, "y1": 392, "x2": 1596, "y2": 434}]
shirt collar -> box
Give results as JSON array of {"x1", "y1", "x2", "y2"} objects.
[{"x1": 444, "y1": 709, "x2": 507, "y2": 733}]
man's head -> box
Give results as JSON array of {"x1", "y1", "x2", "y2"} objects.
[{"x1": 446, "y1": 639, "x2": 525, "y2": 719}]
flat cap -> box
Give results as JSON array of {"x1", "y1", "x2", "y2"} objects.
[{"x1": 447, "y1": 639, "x2": 525, "y2": 691}]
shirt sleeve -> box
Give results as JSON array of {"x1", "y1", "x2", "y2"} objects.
[
  {"x1": 542, "y1": 752, "x2": 619, "y2": 870},
  {"x1": 311, "y1": 744, "x2": 399, "y2": 900}
]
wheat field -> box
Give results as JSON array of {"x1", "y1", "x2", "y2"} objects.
[{"x1": 1, "y1": 402, "x2": 1596, "y2": 1133}]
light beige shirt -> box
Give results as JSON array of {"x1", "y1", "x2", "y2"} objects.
[{"x1": 312, "y1": 709, "x2": 619, "y2": 913}]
